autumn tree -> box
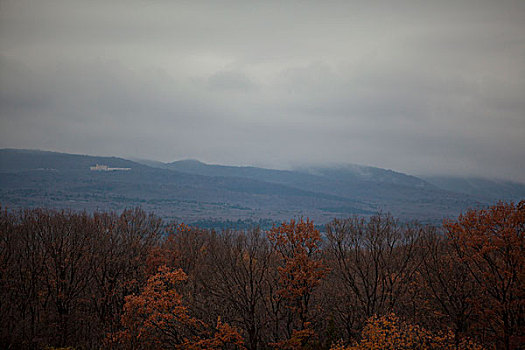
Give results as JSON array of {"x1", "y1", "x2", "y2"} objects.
[
  {"x1": 267, "y1": 218, "x2": 329, "y2": 349},
  {"x1": 0, "y1": 207, "x2": 48, "y2": 347},
  {"x1": 0, "y1": 207, "x2": 163, "y2": 349},
  {"x1": 88, "y1": 208, "x2": 162, "y2": 341},
  {"x1": 109, "y1": 265, "x2": 245, "y2": 349},
  {"x1": 330, "y1": 313, "x2": 484, "y2": 350},
  {"x1": 158, "y1": 223, "x2": 212, "y2": 292},
  {"x1": 197, "y1": 228, "x2": 274, "y2": 350},
  {"x1": 418, "y1": 231, "x2": 479, "y2": 346},
  {"x1": 445, "y1": 201, "x2": 525, "y2": 350},
  {"x1": 324, "y1": 214, "x2": 425, "y2": 341},
  {"x1": 38, "y1": 210, "x2": 98, "y2": 346},
  {"x1": 2, "y1": 204, "x2": 522, "y2": 349}
]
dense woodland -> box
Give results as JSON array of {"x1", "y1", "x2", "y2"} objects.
[{"x1": 0, "y1": 202, "x2": 523, "y2": 349}]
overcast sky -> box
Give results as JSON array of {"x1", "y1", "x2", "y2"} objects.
[{"x1": 1, "y1": 0, "x2": 524, "y2": 181}]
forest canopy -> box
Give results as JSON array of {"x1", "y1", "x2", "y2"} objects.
[{"x1": 0, "y1": 202, "x2": 523, "y2": 349}]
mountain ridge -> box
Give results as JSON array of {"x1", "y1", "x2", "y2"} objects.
[
  {"x1": 2, "y1": 148, "x2": 518, "y2": 225},
  {"x1": 421, "y1": 175, "x2": 525, "y2": 202}
]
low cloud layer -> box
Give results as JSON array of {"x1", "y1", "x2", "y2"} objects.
[{"x1": 1, "y1": 0, "x2": 524, "y2": 182}]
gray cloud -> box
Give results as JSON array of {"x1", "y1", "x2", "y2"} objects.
[
  {"x1": 208, "y1": 70, "x2": 258, "y2": 92},
  {"x1": 1, "y1": 0, "x2": 524, "y2": 182}
]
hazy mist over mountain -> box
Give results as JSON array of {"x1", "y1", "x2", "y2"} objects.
[
  {"x1": 1, "y1": 1, "x2": 524, "y2": 183},
  {"x1": 4, "y1": 148, "x2": 525, "y2": 228}
]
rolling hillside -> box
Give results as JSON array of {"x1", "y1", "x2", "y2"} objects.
[
  {"x1": 0, "y1": 149, "x2": 510, "y2": 225},
  {"x1": 421, "y1": 175, "x2": 525, "y2": 202}
]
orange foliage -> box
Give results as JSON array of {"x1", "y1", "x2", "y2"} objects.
[
  {"x1": 146, "y1": 223, "x2": 194, "y2": 272},
  {"x1": 2, "y1": 204, "x2": 522, "y2": 349},
  {"x1": 267, "y1": 218, "x2": 329, "y2": 349},
  {"x1": 445, "y1": 201, "x2": 524, "y2": 349},
  {"x1": 267, "y1": 219, "x2": 328, "y2": 306},
  {"x1": 270, "y1": 324, "x2": 315, "y2": 350},
  {"x1": 331, "y1": 314, "x2": 484, "y2": 350},
  {"x1": 108, "y1": 265, "x2": 245, "y2": 349},
  {"x1": 185, "y1": 318, "x2": 246, "y2": 350}
]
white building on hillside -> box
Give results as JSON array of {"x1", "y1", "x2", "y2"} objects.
[{"x1": 90, "y1": 164, "x2": 131, "y2": 171}]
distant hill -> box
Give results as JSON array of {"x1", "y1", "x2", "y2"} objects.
[
  {"x1": 0, "y1": 149, "x2": 144, "y2": 171},
  {"x1": 0, "y1": 149, "x2": 370, "y2": 224},
  {"x1": 421, "y1": 176, "x2": 525, "y2": 202},
  {"x1": 1, "y1": 148, "x2": 515, "y2": 226},
  {"x1": 168, "y1": 160, "x2": 433, "y2": 189},
  {"x1": 168, "y1": 158, "x2": 486, "y2": 223},
  {"x1": 297, "y1": 164, "x2": 432, "y2": 188}
]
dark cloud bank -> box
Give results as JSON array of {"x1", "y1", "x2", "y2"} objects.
[{"x1": 1, "y1": 0, "x2": 524, "y2": 182}]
